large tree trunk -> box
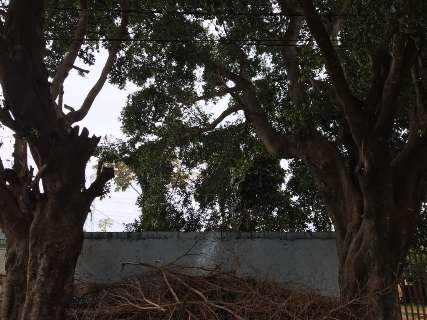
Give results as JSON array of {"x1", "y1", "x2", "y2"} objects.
[
  {"x1": 21, "y1": 233, "x2": 83, "y2": 320},
  {"x1": 336, "y1": 216, "x2": 407, "y2": 320},
  {"x1": 1, "y1": 236, "x2": 29, "y2": 320},
  {"x1": 0, "y1": 0, "x2": 120, "y2": 318},
  {"x1": 19, "y1": 177, "x2": 91, "y2": 319}
]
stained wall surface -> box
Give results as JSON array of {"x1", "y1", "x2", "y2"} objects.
[{"x1": 75, "y1": 232, "x2": 339, "y2": 296}]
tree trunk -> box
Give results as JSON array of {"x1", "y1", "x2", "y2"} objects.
[
  {"x1": 337, "y1": 217, "x2": 404, "y2": 320},
  {"x1": 20, "y1": 202, "x2": 86, "y2": 320},
  {"x1": 1, "y1": 236, "x2": 29, "y2": 320}
]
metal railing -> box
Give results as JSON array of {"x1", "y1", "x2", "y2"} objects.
[{"x1": 399, "y1": 248, "x2": 427, "y2": 320}]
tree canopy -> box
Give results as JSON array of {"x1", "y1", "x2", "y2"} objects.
[
  {"x1": 0, "y1": 0, "x2": 426, "y2": 318},
  {"x1": 96, "y1": 1, "x2": 427, "y2": 317},
  {"x1": 99, "y1": 0, "x2": 427, "y2": 238}
]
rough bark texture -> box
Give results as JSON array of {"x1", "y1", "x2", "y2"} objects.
[
  {"x1": 22, "y1": 217, "x2": 85, "y2": 319},
  {"x1": 338, "y1": 222, "x2": 401, "y2": 319},
  {"x1": 2, "y1": 236, "x2": 29, "y2": 320},
  {"x1": 0, "y1": 0, "x2": 123, "y2": 318}
]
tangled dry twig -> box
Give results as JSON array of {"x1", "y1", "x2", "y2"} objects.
[{"x1": 67, "y1": 264, "x2": 360, "y2": 320}]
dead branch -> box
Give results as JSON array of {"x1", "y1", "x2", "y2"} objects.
[{"x1": 67, "y1": 263, "x2": 361, "y2": 320}]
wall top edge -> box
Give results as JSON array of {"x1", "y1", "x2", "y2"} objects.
[{"x1": 83, "y1": 231, "x2": 336, "y2": 240}]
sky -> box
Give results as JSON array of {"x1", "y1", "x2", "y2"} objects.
[
  {"x1": 0, "y1": 51, "x2": 141, "y2": 232},
  {"x1": 0, "y1": 43, "x2": 259, "y2": 232},
  {"x1": 65, "y1": 52, "x2": 140, "y2": 232}
]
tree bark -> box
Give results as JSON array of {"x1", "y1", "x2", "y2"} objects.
[
  {"x1": 1, "y1": 236, "x2": 29, "y2": 320},
  {"x1": 337, "y1": 217, "x2": 403, "y2": 320},
  {"x1": 20, "y1": 198, "x2": 88, "y2": 320}
]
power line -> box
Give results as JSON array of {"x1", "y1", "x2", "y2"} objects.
[
  {"x1": 46, "y1": 37, "x2": 341, "y2": 47},
  {"x1": 0, "y1": 5, "x2": 353, "y2": 18}
]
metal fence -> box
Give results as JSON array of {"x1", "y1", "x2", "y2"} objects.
[{"x1": 399, "y1": 248, "x2": 427, "y2": 320}]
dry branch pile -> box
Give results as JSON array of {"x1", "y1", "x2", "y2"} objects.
[{"x1": 67, "y1": 267, "x2": 359, "y2": 320}]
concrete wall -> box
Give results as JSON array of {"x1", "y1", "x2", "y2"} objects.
[
  {"x1": 76, "y1": 232, "x2": 339, "y2": 296},
  {"x1": 0, "y1": 232, "x2": 339, "y2": 296}
]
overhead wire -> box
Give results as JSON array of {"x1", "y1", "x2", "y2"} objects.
[
  {"x1": 0, "y1": 5, "x2": 353, "y2": 17},
  {"x1": 0, "y1": 4, "x2": 349, "y2": 47},
  {"x1": 45, "y1": 37, "x2": 339, "y2": 47}
]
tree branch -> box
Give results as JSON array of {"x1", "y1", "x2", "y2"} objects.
[
  {"x1": 72, "y1": 65, "x2": 90, "y2": 74},
  {"x1": 300, "y1": 0, "x2": 354, "y2": 106},
  {"x1": 327, "y1": 0, "x2": 352, "y2": 41},
  {"x1": 0, "y1": 102, "x2": 19, "y2": 132},
  {"x1": 65, "y1": 0, "x2": 129, "y2": 125},
  {"x1": 300, "y1": 0, "x2": 364, "y2": 145},
  {"x1": 365, "y1": 48, "x2": 391, "y2": 109},
  {"x1": 211, "y1": 53, "x2": 357, "y2": 239},
  {"x1": 279, "y1": 14, "x2": 305, "y2": 104},
  {"x1": 50, "y1": 0, "x2": 89, "y2": 101},
  {"x1": 392, "y1": 54, "x2": 427, "y2": 172},
  {"x1": 240, "y1": 82, "x2": 355, "y2": 238},
  {"x1": 183, "y1": 105, "x2": 241, "y2": 138},
  {"x1": 374, "y1": 37, "x2": 419, "y2": 138},
  {"x1": 178, "y1": 86, "x2": 237, "y2": 106},
  {"x1": 85, "y1": 163, "x2": 114, "y2": 201}
]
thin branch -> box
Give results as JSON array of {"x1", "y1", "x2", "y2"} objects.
[
  {"x1": 178, "y1": 87, "x2": 235, "y2": 106},
  {"x1": 183, "y1": 105, "x2": 241, "y2": 138},
  {"x1": 65, "y1": 0, "x2": 129, "y2": 125},
  {"x1": 0, "y1": 102, "x2": 19, "y2": 132},
  {"x1": 50, "y1": 0, "x2": 89, "y2": 101},
  {"x1": 72, "y1": 65, "x2": 90, "y2": 74}
]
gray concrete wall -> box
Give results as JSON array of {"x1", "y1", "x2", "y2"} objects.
[{"x1": 76, "y1": 232, "x2": 339, "y2": 296}]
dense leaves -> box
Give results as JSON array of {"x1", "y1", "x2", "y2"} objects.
[{"x1": 95, "y1": 0, "x2": 427, "y2": 237}]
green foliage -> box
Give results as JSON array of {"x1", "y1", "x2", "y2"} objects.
[
  {"x1": 92, "y1": 0, "x2": 426, "y2": 236},
  {"x1": 44, "y1": 0, "x2": 125, "y2": 77}
]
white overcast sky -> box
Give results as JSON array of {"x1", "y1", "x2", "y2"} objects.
[{"x1": 66, "y1": 52, "x2": 140, "y2": 232}]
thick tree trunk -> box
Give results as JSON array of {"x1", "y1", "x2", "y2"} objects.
[
  {"x1": 20, "y1": 204, "x2": 86, "y2": 320},
  {"x1": 1, "y1": 236, "x2": 29, "y2": 320},
  {"x1": 337, "y1": 218, "x2": 404, "y2": 320}
]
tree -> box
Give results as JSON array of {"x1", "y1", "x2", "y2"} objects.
[
  {"x1": 101, "y1": 127, "x2": 332, "y2": 232},
  {"x1": 111, "y1": 0, "x2": 427, "y2": 318},
  {"x1": 0, "y1": 0, "x2": 128, "y2": 318},
  {"x1": 98, "y1": 217, "x2": 113, "y2": 232}
]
